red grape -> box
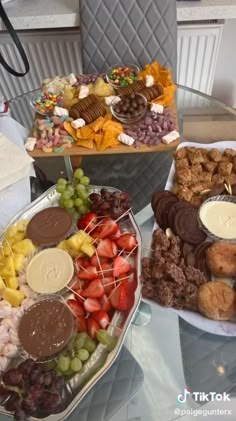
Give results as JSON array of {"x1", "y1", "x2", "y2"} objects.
[
  {"x1": 4, "y1": 392, "x2": 21, "y2": 412},
  {"x1": 39, "y1": 391, "x2": 62, "y2": 411},
  {"x1": 2, "y1": 369, "x2": 23, "y2": 386},
  {"x1": 14, "y1": 409, "x2": 26, "y2": 421},
  {"x1": 22, "y1": 396, "x2": 37, "y2": 414}
]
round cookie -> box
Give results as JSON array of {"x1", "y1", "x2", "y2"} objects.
[{"x1": 198, "y1": 281, "x2": 235, "y2": 320}]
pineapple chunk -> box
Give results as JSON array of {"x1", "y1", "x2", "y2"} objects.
[
  {"x1": 0, "y1": 276, "x2": 6, "y2": 290},
  {"x1": 0, "y1": 256, "x2": 15, "y2": 278},
  {"x1": 4, "y1": 225, "x2": 18, "y2": 239},
  {"x1": 12, "y1": 231, "x2": 26, "y2": 244},
  {"x1": 78, "y1": 230, "x2": 93, "y2": 244},
  {"x1": 57, "y1": 241, "x2": 68, "y2": 252},
  {"x1": 1, "y1": 239, "x2": 14, "y2": 257},
  {"x1": 4, "y1": 277, "x2": 19, "y2": 290},
  {"x1": 15, "y1": 220, "x2": 28, "y2": 232},
  {"x1": 80, "y1": 242, "x2": 95, "y2": 258},
  {"x1": 14, "y1": 254, "x2": 26, "y2": 272},
  {"x1": 2, "y1": 288, "x2": 24, "y2": 307},
  {"x1": 12, "y1": 239, "x2": 36, "y2": 257},
  {"x1": 66, "y1": 233, "x2": 84, "y2": 251}
]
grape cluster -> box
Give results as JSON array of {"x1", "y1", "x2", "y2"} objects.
[
  {"x1": 90, "y1": 188, "x2": 132, "y2": 219},
  {"x1": 55, "y1": 332, "x2": 96, "y2": 377},
  {"x1": 77, "y1": 73, "x2": 105, "y2": 85},
  {"x1": 1, "y1": 359, "x2": 66, "y2": 420},
  {"x1": 57, "y1": 168, "x2": 91, "y2": 220}
]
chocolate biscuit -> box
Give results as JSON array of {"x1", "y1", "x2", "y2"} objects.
[
  {"x1": 81, "y1": 102, "x2": 106, "y2": 124},
  {"x1": 69, "y1": 94, "x2": 97, "y2": 118}
]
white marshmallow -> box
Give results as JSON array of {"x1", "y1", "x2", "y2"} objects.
[
  {"x1": 0, "y1": 356, "x2": 9, "y2": 372},
  {"x1": 79, "y1": 85, "x2": 89, "y2": 99},
  {"x1": 68, "y1": 73, "x2": 77, "y2": 86},
  {"x1": 71, "y1": 118, "x2": 86, "y2": 129},
  {"x1": 0, "y1": 301, "x2": 12, "y2": 318},
  {"x1": 2, "y1": 317, "x2": 15, "y2": 330},
  {"x1": 145, "y1": 75, "x2": 154, "y2": 87},
  {"x1": 20, "y1": 284, "x2": 37, "y2": 299},
  {"x1": 25, "y1": 137, "x2": 37, "y2": 152},
  {"x1": 54, "y1": 106, "x2": 69, "y2": 117},
  {"x1": 0, "y1": 325, "x2": 10, "y2": 344},
  {"x1": 150, "y1": 103, "x2": 164, "y2": 114},
  {"x1": 162, "y1": 130, "x2": 179, "y2": 144},
  {"x1": 105, "y1": 96, "x2": 121, "y2": 106},
  {"x1": 2, "y1": 343, "x2": 18, "y2": 358},
  {"x1": 118, "y1": 133, "x2": 135, "y2": 146},
  {"x1": 9, "y1": 328, "x2": 20, "y2": 346}
]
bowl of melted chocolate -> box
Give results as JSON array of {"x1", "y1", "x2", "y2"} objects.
[{"x1": 18, "y1": 298, "x2": 75, "y2": 360}]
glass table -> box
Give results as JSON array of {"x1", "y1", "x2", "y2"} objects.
[{"x1": 7, "y1": 86, "x2": 236, "y2": 421}]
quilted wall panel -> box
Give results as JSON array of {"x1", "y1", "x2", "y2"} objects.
[{"x1": 80, "y1": 0, "x2": 177, "y2": 80}]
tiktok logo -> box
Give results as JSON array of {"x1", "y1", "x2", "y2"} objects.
[{"x1": 176, "y1": 387, "x2": 192, "y2": 404}]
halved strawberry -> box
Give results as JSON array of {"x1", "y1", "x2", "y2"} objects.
[
  {"x1": 113, "y1": 256, "x2": 131, "y2": 277},
  {"x1": 98, "y1": 218, "x2": 118, "y2": 239},
  {"x1": 71, "y1": 278, "x2": 86, "y2": 291},
  {"x1": 90, "y1": 255, "x2": 108, "y2": 269},
  {"x1": 112, "y1": 226, "x2": 122, "y2": 238},
  {"x1": 87, "y1": 317, "x2": 99, "y2": 339},
  {"x1": 100, "y1": 262, "x2": 113, "y2": 277},
  {"x1": 100, "y1": 294, "x2": 112, "y2": 312},
  {"x1": 97, "y1": 239, "x2": 117, "y2": 258},
  {"x1": 75, "y1": 256, "x2": 90, "y2": 270},
  {"x1": 78, "y1": 265, "x2": 98, "y2": 281},
  {"x1": 101, "y1": 277, "x2": 115, "y2": 294},
  {"x1": 82, "y1": 279, "x2": 104, "y2": 298},
  {"x1": 110, "y1": 282, "x2": 129, "y2": 311},
  {"x1": 77, "y1": 212, "x2": 98, "y2": 232},
  {"x1": 115, "y1": 233, "x2": 137, "y2": 251},
  {"x1": 77, "y1": 315, "x2": 88, "y2": 333},
  {"x1": 84, "y1": 297, "x2": 101, "y2": 312},
  {"x1": 67, "y1": 299, "x2": 85, "y2": 317},
  {"x1": 93, "y1": 311, "x2": 110, "y2": 329},
  {"x1": 73, "y1": 289, "x2": 85, "y2": 304}
]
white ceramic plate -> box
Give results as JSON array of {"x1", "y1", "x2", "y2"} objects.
[{"x1": 156, "y1": 140, "x2": 236, "y2": 336}]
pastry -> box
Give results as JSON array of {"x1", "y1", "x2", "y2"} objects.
[
  {"x1": 198, "y1": 281, "x2": 235, "y2": 320},
  {"x1": 207, "y1": 242, "x2": 236, "y2": 277}
]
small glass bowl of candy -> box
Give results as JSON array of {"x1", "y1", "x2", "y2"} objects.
[
  {"x1": 30, "y1": 89, "x2": 64, "y2": 116},
  {"x1": 111, "y1": 92, "x2": 147, "y2": 124},
  {"x1": 106, "y1": 64, "x2": 139, "y2": 89}
]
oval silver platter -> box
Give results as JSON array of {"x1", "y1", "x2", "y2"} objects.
[{"x1": 0, "y1": 185, "x2": 142, "y2": 420}]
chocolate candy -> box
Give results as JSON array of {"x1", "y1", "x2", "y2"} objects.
[
  {"x1": 81, "y1": 101, "x2": 106, "y2": 124},
  {"x1": 113, "y1": 93, "x2": 146, "y2": 119},
  {"x1": 69, "y1": 94, "x2": 97, "y2": 118}
]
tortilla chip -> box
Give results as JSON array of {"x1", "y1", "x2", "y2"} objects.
[
  {"x1": 104, "y1": 113, "x2": 112, "y2": 121},
  {"x1": 151, "y1": 84, "x2": 176, "y2": 107},
  {"x1": 102, "y1": 120, "x2": 123, "y2": 132},
  {"x1": 77, "y1": 126, "x2": 94, "y2": 139},
  {"x1": 89, "y1": 117, "x2": 105, "y2": 132},
  {"x1": 76, "y1": 138, "x2": 94, "y2": 149},
  {"x1": 94, "y1": 133, "x2": 103, "y2": 150},
  {"x1": 64, "y1": 121, "x2": 77, "y2": 141}
]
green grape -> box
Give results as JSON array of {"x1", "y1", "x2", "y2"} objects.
[
  {"x1": 70, "y1": 357, "x2": 82, "y2": 373},
  {"x1": 74, "y1": 332, "x2": 88, "y2": 350},
  {"x1": 77, "y1": 191, "x2": 89, "y2": 201},
  {"x1": 67, "y1": 185, "x2": 75, "y2": 196},
  {"x1": 96, "y1": 330, "x2": 117, "y2": 352},
  {"x1": 57, "y1": 178, "x2": 67, "y2": 186},
  {"x1": 79, "y1": 205, "x2": 89, "y2": 216},
  {"x1": 56, "y1": 184, "x2": 66, "y2": 193},
  {"x1": 64, "y1": 199, "x2": 74, "y2": 209},
  {"x1": 74, "y1": 197, "x2": 83, "y2": 208},
  {"x1": 57, "y1": 356, "x2": 70, "y2": 372},
  {"x1": 47, "y1": 360, "x2": 57, "y2": 370},
  {"x1": 63, "y1": 367, "x2": 74, "y2": 377},
  {"x1": 58, "y1": 197, "x2": 65, "y2": 207},
  {"x1": 62, "y1": 190, "x2": 73, "y2": 200},
  {"x1": 84, "y1": 338, "x2": 97, "y2": 353},
  {"x1": 76, "y1": 184, "x2": 86, "y2": 194},
  {"x1": 74, "y1": 168, "x2": 84, "y2": 180},
  {"x1": 80, "y1": 176, "x2": 90, "y2": 186},
  {"x1": 73, "y1": 210, "x2": 80, "y2": 221},
  {"x1": 77, "y1": 348, "x2": 89, "y2": 361}
]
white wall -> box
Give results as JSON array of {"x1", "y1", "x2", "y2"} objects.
[{"x1": 212, "y1": 20, "x2": 236, "y2": 108}]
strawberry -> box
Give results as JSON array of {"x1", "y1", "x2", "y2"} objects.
[
  {"x1": 98, "y1": 218, "x2": 118, "y2": 239},
  {"x1": 93, "y1": 311, "x2": 110, "y2": 329},
  {"x1": 82, "y1": 279, "x2": 104, "y2": 298},
  {"x1": 87, "y1": 317, "x2": 99, "y2": 339},
  {"x1": 71, "y1": 278, "x2": 86, "y2": 291},
  {"x1": 84, "y1": 297, "x2": 101, "y2": 312},
  {"x1": 100, "y1": 262, "x2": 113, "y2": 277},
  {"x1": 90, "y1": 255, "x2": 108, "y2": 269},
  {"x1": 100, "y1": 294, "x2": 112, "y2": 312},
  {"x1": 100, "y1": 276, "x2": 115, "y2": 294},
  {"x1": 77, "y1": 212, "x2": 98, "y2": 232},
  {"x1": 97, "y1": 239, "x2": 117, "y2": 258},
  {"x1": 75, "y1": 257, "x2": 89, "y2": 270},
  {"x1": 115, "y1": 233, "x2": 137, "y2": 251},
  {"x1": 78, "y1": 265, "x2": 98, "y2": 281},
  {"x1": 77, "y1": 315, "x2": 88, "y2": 333},
  {"x1": 110, "y1": 282, "x2": 129, "y2": 311},
  {"x1": 113, "y1": 256, "x2": 131, "y2": 277},
  {"x1": 112, "y1": 226, "x2": 122, "y2": 238},
  {"x1": 67, "y1": 299, "x2": 85, "y2": 317},
  {"x1": 72, "y1": 288, "x2": 85, "y2": 304}
]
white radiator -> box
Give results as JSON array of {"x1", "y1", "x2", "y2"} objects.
[{"x1": 0, "y1": 23, "x2": 224, "y2": 127}]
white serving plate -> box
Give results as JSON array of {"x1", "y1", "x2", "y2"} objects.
[{"x1": 155, "y1": 140, "x2": 236, "y2": 336}]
